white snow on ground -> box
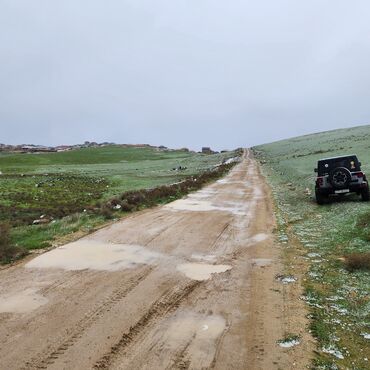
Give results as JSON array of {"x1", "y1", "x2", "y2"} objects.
[
  {"x1": 278, "y1": 338, "x2": 300, "y2": 348},
  {"x1": 322, "y1": 345, "x2": 344, "y2": 359}
]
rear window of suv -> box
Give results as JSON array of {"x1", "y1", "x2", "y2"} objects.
[{"x1": 318, "y1": 156, "x2": 360, "y2": 176}]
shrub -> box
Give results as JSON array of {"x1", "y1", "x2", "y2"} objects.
[
  {"x1": 344, "y1": 252, "x2": 370, "y2": 272},
  {"x1": 0, "y1": 223, "x2": 26, "y2": 262},
  {"x1": 120, "y1": 200, "x2": 134, "y2": 212},
  {"x1": 100, "y1": 204, "x2": 114, "y2": 219}
]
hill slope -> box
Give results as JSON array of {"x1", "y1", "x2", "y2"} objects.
[{"x1": 254, "y1": 125, "x2": 370, "y2": 369}]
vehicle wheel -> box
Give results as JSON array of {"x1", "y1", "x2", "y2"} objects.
[
  {"x1": 315, "y1": 190, "x2": 328, "y2": 205},
  {"x1": 329, "y1": 167, "x2": 351, "y2": 189},
  {"x1": 361, "y1": 186, "x2": 370, "y2": 201}
]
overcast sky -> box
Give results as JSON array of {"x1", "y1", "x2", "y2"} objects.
[{"x1": 1, "y1": 1, "x2": 370, "y2": 150}]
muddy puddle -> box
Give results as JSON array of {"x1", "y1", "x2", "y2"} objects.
[
  {"x1": 165, "y1": 198, "x2": 248, "y2": 215},
  {"x1": 26, "y1": 240, "x2": 163, "y2": 271},
  {"x1": 0, "y1": 288, "x2": 48, "y2": 314},
  {"x1": 188, "y1": 189, "x2": 218, "y2": 199},
  {"x1": 191, "y1": 253, "x2": 217, "y2": 263},
  {"x1": 177, "y1": 263, "x2": 232, "y2": 281},
  {"x1": 246, "y1": 233, "x2": 269, "y2": 245}
]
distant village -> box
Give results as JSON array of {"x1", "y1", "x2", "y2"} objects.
[{"x1": 0, "y1": 142, "x2": 223, "y2": 155}]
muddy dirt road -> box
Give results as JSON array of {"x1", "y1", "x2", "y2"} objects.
[{"x1": 0, "y1": 150, "x2": 309, "y2": 369}]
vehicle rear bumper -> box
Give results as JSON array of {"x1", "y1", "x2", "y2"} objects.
[{"x1": 316, "y1": 182, "x2": 368, "y2": 195}]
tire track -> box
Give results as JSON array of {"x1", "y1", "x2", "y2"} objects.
[
  {"x1": 39, "y1": 270, "x2": 88, "y2": 295},
  {"x1": 23, "y1": 267, "x2": 153, "y2": 370},
  {"x1": 210, "y1": 222, "x2": 231, "y2": 252},
  {"x1": 166, "y1": 339, "x2": 193, "y2": 370},
  {"x1": 94, "y1": 280, "x2": 201, "y2": 369}
]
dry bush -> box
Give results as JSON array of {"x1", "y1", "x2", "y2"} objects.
[
  {"x1": 0, "y1": 223, "x2": 26, "y2": 262},
  {"x1": 344, "y1": 252, "x2": 370, "y2": 272},
  {"x1": 100, "y1": 204, "x2": 114, "y2": 219},
  {"x1": 120, "y1": 200, "x2": 134, "y2": 212}
]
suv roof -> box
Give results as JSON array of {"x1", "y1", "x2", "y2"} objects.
[{"x1": 318, "y1": 154, "x2": 358, "y2": 162}]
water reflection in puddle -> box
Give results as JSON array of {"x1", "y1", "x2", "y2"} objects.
[
  {"x1": 177, "y1": 263, "x2": 232, "y2": 281},
  {"x1": 26, "y1": 241, "x2": 163, "y2": 271}
]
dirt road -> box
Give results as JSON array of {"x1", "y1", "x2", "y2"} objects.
[{"x1": 0, "y1": 150, "x2": 310, "y2": 370}]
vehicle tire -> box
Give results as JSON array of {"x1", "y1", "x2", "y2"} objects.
[
  {"x1": 361, "y1": 185, "x2": 370, "y2": 201},
  {"x1": 329, "y1": 167, "x2": 351, "y2": 189},
  {"x1": 315, "y1": 190, "x2": 328, "y2": 205}
]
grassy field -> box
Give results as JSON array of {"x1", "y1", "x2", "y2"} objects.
[
  {"x1": 0, "y1": 146, "x2": 238, "y2": 260},
  {"x1": 254, "y1": 125, "x2": 370, "y2": 369}
]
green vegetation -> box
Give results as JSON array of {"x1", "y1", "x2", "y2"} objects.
[
  {"x1": 254, "y1": 124, "x2": 370, "y2": 369},
  {"x1": 0, "y1": 145, "x2": 239, "y2": 262}
]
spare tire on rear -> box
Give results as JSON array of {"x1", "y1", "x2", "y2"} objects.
[{"x1": 329, "y1": 167, "x2": 351, "y2": 189}]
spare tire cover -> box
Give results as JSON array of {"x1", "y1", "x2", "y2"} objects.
[{"x1": 330, "y1": 167, "x2": 351, "y2": 189}]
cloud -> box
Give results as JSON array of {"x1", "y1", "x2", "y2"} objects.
[{"x1": 1, "y1": 0, "x2": 370, "y2": 149}]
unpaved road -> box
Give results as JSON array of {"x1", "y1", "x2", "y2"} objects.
[{"x1": 0, "y1": 150, "x2": 310, "y2": 370}]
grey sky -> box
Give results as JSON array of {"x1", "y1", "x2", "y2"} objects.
[{"x1": 1, "y1": 1, "x2": 370, "y2": 150}]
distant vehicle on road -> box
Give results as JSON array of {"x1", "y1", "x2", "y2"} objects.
[{"x1": 314, "y1": 154, "x2": 369, "y2": 204}]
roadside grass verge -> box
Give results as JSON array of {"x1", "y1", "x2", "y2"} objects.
[
  {"x1": 253, "y1": 125, "x2": 370, "y2": 369},
  {"x1": 10, "y1": 213, "x2": 106, "y2": 252},
  {"x1": 97, "y1": 162, "x2": 236, "y2": 218}
]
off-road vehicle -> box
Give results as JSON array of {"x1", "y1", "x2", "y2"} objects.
[{"x1": 314, "y1": 154, "x2": 369, "y2": 204}]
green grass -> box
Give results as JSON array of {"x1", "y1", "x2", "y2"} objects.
[
  {"x1": 254, "y1": 124, "x2": 370, "y2": 369},
  {"x1": 0, "y1": 145, "x2": 238, "y2": 261},
  {"x1": 11, "y1": 213, "x2": 106, "y2": 250}
]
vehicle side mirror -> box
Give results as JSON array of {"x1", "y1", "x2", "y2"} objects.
[
  {"x1": 359, "y1": 162, "x2": 362, "y2": 167},
  {"x1": 314, "y1": 168, "x2": 318, "y2": 173}
]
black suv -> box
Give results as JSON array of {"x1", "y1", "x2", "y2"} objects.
[{"x1": 314, "y1": 155, "x2": 369, "y2": 204}]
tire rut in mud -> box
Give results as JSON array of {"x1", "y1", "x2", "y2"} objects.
[
  {"x1": 94, "y1": 280, "x2": 201, "y2": 369},
  {"x1": 166, "y1": 341, "x2": 192, "y2": 370},
  {"x1": 23, "y1": 267, "x2": 153, "y2": 370}
]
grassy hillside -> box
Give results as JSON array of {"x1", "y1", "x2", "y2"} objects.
[
  {"x1": 0, "y1": 145, "x2": 238, "y2": 259},
  {"x1": 254, "y1": 125, "x2": 370, "y2": 369}
]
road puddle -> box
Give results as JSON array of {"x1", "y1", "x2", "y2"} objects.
[
  {"x1": 177, "y1": 263, "x2": 231, "y2": 281},
  {"x1": 188, "y1": 189, "x2": 217, "y2": 199},
  {"x1": 166, "y1": 198, "x2": 247, "y2": 215},
  {"x1": 191, "y1": 253, "x2": 217, "y2": 263},
  {"x1": 166, "y1": 199, "x2": 222, "y2": 212},
  {"x1": 0, "y1": 288, "x2": 48, "y2": 314},
  {"x1": 248, "y1": 233, "x2": 269, "y2": 243},
  {"x1": 26, "y1": 240, "x2": 163, "y2": 271}
]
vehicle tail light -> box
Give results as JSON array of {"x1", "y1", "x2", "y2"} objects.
[
  {"x1": 316, "y1": 177, "x2": 324, "y2": 186},
  {"x1": 356, "y1": 172, "x2": 364, "y2": 178}
]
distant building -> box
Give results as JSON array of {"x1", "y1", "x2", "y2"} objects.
[{"x1": 202, "y1": 147, "x2": 213, "y2": 155}]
